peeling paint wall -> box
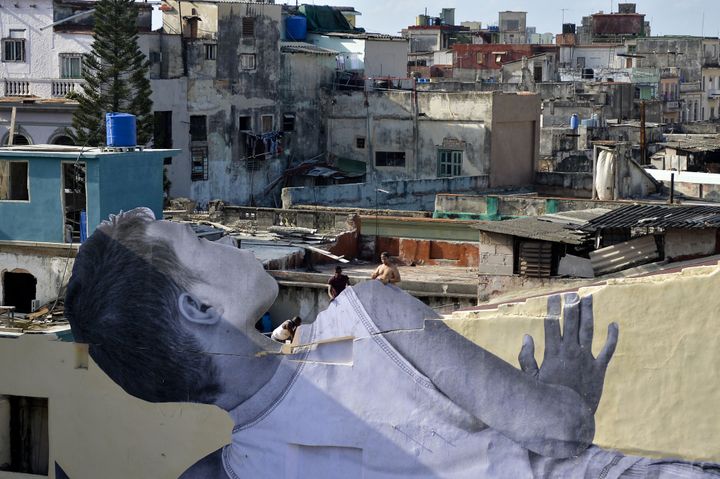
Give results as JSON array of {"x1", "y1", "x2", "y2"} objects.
[
  {"x1": 328, "y1": 90, "x2": 538, "y2": 185},
  {"x1": 0, "y1": 250, "x2": 72, "y2": 306}
]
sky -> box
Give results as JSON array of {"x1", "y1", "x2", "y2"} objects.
[{"x1": 310, "y1": 0, "x2": 720, "y2": 38}]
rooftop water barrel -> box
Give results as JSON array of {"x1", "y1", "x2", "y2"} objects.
[
  {"x1": 106, "y1": 112, "x2": 136, "y2": 147},
  {"x1": 570, "y1": 113, "x2": 579, "y2": 130},
  {"x1": 286, "y1": 15, "x2": 307, "y2": 41}
]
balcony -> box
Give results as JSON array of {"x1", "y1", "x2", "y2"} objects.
[
  {"x1": 707, "y1": 88, "x2": 720, "y2": 99},
  {"x1": 2, "y1": 79, "x2": 85, "y2": 98}
]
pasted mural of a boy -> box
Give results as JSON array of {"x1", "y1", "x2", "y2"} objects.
[{"x1": 65, "y1": 209, "x2": 719, "y2": 478}]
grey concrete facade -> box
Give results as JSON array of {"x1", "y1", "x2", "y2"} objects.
[{"x1": 326, "y1": 90, "x2": 540, "y2": 187}]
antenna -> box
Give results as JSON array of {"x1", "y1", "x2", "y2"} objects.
[
  {"x1": 561, "y1": 8, "x2": 569, "y2": 25},
  {"x1": 701, "y1": 10, "x2": 705, "y2": 38}
]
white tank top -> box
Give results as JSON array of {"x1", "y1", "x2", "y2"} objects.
[{"x1": 222, "y1": 286, "x2": 640, "y2": 479}]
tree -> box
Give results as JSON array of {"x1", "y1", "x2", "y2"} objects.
[{"x1": 71, "y1": 0, "x2": 153, "y2": 146}]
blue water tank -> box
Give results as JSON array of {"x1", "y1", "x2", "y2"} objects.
[
  {"x1": 106, "y1": 112, "x2": 137, "y2": 147},
  {"x1": 286, "y1": 15, "x2": 307, "y2": 41},
  {"x1": 570, "y1": 113, "x2": 579, "y2": 130}
]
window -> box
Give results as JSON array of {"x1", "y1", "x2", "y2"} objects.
[
  {"x1": 0, "y1": 161, "x2": 29, "y2": 200},
  {"x1": 282, "y1": 114, "x2": 295, "y2": 132},
  {"x1": 261, "y1": 115, "x2": 273, "y2": 132},
  {"x1": 355, "y1": 137, "x2": 366, "y2": 149},
  {"x1": 437, "y1": 150, "x2": 463, "y2": 177},
  {"x1": 476, "y1": 52, "x2": 484, "y2": 65},
  {"x1": 495, "y1": 54, "x2": 503, "y2": 64},
  {"x1": 191, "y1": 146, "x2": 208, "y2": 181},
  {"x1": 239, "y1": 115, "x2": 252, "y2": 131},
  {"x1": 375, "y1": 151, "x2": 406, "y2": 167},
  {"x1": 189, "y1": 115, "x2": 207, "y2": 141},
  {"x1": 242, "y1": 17, "x2": 255, "y2": 37},
  {"x1": 205, "y1": 43, "x2": 217, "y2": 60},
  {"x1": 0, "y1": 396, "x2": 49, "y2": 475},
  {"x1": 2, "y1": 38, "x2": 25, "y2": 63},
  {"x1": 240, "y1": 53, "x2": 256, "y2": 70},
  {"x1": 60, "y1": 53, "x2": 83, "y2": 79}
]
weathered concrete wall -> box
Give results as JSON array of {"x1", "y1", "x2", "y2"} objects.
[
  {"x1": 535, "y1": 171, "x2": 593, "y2": 197},
  {"x1": 452, "y1": 263, "x2": 720, "y2": 462},
  {"x1": 162, "y1": 0, "x2": 218, "y2": 39},
  {"x1": 151, "y1": 77, "x2": 191, "y2": 198},
  {"x1": 478, "y1": 232, "x2": 513, "y2": 276},
  {"x1": 363, "y1": 39, "x2": 409, "y2": 78},
  {"x1": 279, "y1": 53, "x2": 335, "y2": 165},
  {"x1": 540, "y1": 127, "x2": 575, "y2": 157},
  {"x1": 491, "y1": 93, "x2": 540, "y2": 189},
  {"x1": 0, "y1": 247, "x2": 74, "y2": 307},
  {"x1": 187, "y1": 3, "x2": 296, "y2": 207},
  {"x1": 664, "y1": 228, "x2": 717, "y2": 260},
  {"x1": 282, "y1": 175, "x2": 490, "y2": 211},
  {"x1": 434, "y1": 193, "x2": 623, "y2": 219}
]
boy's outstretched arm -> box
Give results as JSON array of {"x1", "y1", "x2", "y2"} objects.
[{"x1": 381, "y1": 293, "x2": 618, "y2": 459}]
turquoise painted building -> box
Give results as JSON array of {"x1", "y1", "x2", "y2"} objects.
[{"x1": 0, "y1": 147, "x2": 178, "y2": 243}]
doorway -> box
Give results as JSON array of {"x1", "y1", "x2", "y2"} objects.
[
  {"x1": 61, "y1": 162, "x2": 87, "y2": 242},
  {"x1": 2, "y1": 271, "x2": 37, "y2": 314}
]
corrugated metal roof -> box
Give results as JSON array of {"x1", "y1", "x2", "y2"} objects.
[
  {"x1": 473, "y1": 208, "x2": 607, "y2": 245},
  {"x1": 589, "y1": 235, "x2": 659, "y2": 275},
  {"x1": 473, "y1": 216, "x2": 591, "y2": 245},
  {"x1": 583, "y1": 204, "x2": 720, "y2": 231},
  {"x1": 280, "y1": 42, "x2": 338, "y2": 55}
]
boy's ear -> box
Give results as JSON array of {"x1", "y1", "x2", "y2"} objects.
[{"x1": 178, "y1": 293, "x2": 222, "y2": 325}]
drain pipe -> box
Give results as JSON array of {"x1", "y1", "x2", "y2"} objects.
[{"x1": 669, "y1": 171, "x2": 675, "y2": 204}]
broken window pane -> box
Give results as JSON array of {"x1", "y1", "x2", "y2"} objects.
[
  {"x1": 0, "y1": 161, "x2": 29, "y2": 200},
  {"x1": 375, "y1": 151, "x2": 406, "y2": 167}
]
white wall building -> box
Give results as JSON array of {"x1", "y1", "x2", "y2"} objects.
[{"x1": 0, "y1": 0, "x2": 192, "y2": 198}]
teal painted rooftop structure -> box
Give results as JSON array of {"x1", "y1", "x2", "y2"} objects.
[{"x1": 0, "y1": 147, "x2": 179, "y2": 243}]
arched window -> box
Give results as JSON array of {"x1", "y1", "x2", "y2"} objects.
[{"x1": 50, "y1": 135, "x2": 75, "y2": 146}]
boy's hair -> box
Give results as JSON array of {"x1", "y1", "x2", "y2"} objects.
[{"x1": 65, "y1": 213, "x2": 221, "y2": 403}]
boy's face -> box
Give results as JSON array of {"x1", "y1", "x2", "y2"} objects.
[{"x1": 145, "y1": 220, "x2": 278, "y2": 336}]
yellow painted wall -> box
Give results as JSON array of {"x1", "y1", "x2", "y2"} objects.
[
  {"x1": 446, "y1": 263, "x2": 720, "y2": 463},
  {"x1": 0, "y1": 335, "x2": 231, "y2": 479},
  {"x1": 1, "y1": 263, "x2": 718, "y2": 478}
]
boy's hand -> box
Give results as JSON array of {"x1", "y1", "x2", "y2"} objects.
[{"x1": 518, "y1": 293, "x2": 618, "y2": 413}]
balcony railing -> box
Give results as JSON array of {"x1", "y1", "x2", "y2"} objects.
[
  {"x1": 2, "y1": 78, "x2": 85, "y2": 98},
  {"x1": 51, "y1": 80, "x2": 82, "y2": 97},
  {"x1": 3, "y1": 80, "x2": 30, "y2": 96}
]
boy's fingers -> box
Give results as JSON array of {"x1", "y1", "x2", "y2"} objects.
[
  {"x1": 597, "y1": 322, "x2": 619, "y2": 367},
  {"x1": 545, "y1": 295, "x2": 562, "y2": 353},
  {"x1": 579, "y1": 295, "x2": 594, "y2": 349},
  {"x1": 562, "y1": 293, "x2": 581, "y2": 347},
  {"x1": 518, "y1": 334, "x2": 539, "y2": 376}
]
